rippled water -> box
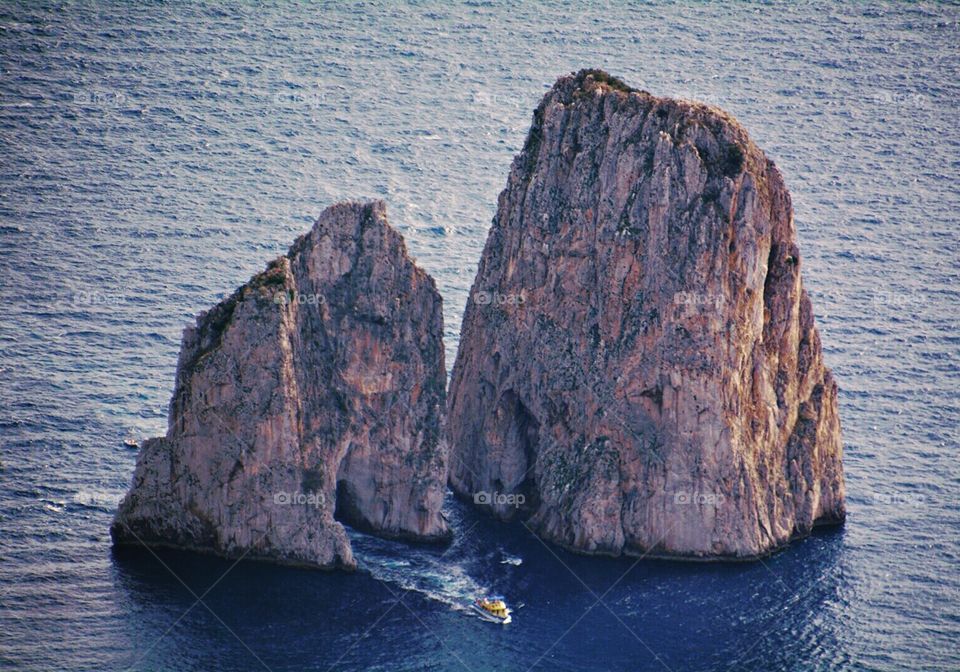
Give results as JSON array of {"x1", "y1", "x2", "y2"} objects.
[{"x1": 1, "y1": 2, "x2": 958, "y2": 670}]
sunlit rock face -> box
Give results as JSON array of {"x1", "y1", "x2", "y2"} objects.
[
  {"x1": 448, "y1": 70, "x2": 845, "y2": 560},
  {"x1": 113, "y1": 201, "x2": 450, "y2": 570}
]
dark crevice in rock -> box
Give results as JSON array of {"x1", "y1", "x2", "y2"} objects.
[
  {"x1": 639, "y1": 384, "x2": 664, "y2": 411},
  {"x1": 334, "y1": 475, "x2": 368, "y2": 533}
]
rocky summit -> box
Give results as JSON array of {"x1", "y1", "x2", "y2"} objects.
[
  {"x1": 112, "y1": 201, "x2": 450, "y2": 570},
  {"x1": 448, "y1": 70, "x2": 846, "y2": 560}
]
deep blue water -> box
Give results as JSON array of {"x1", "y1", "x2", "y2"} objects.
[{"x1": 1, "y1": 2, "x2": 958, "y2": 670}]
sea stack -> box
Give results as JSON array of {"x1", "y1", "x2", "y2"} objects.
[
  {"x1": 112, "y1": 201, "x2": 450, "y2": 570},
  {"x1": 448, "y1": 70, "x2": 845, "y2": 560}
]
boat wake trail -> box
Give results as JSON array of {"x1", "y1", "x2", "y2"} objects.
[
  {"x1": 348, "y1": 529, "x2": 488, "y2": 616},
  {"x1": 346, "y1": 504, "x2": 522, "y2": 621}
]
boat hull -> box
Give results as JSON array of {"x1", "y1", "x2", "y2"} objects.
[{"x1": 470, "y1": 604, "x2": 511, "y2": 624}]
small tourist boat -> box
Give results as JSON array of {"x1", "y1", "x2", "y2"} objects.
[
  {"x1": 122, "y1": 438, "x2": 139, "y2": 449},
  {"x1": 472, "y1": 596, "x2": 512, "y2": 624}
]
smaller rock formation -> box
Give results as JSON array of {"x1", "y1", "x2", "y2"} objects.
[
  {"x1": 112, "y1": 201, "x2": 449, "y2": 570},
  {"x1": 448, "y1": 70, "x2": 845, "y2": 560}
]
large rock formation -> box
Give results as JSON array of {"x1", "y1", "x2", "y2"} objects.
[
  {"x1": 448, "y1": 70, "x2": 845, "y2": 560},
  {"x1": 113, "y1": 201, "x2": 450, "y2": 570}
]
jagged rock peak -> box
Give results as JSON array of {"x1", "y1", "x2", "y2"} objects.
[
  {"x1": 448, "y1": 70, "x2": 845, "y2": 560},
  {"x1": 113, "y1": 200, "x2": 449, "y2": 570}
]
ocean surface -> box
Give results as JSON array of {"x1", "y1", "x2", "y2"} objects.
[{"x1": 1, "y1": 2, "x2": 958, "y2": 670}]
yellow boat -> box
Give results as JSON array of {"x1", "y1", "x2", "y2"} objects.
[{"x1": 472, "y1": 596, "x2": 512, "y2": 624}]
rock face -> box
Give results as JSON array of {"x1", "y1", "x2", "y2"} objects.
[
  {"x1": 112, "y1": 201, "x2": 449, "y2": 570},
  {"x1": 448, "y1": 70, "x2": 845, "y2": 560}
]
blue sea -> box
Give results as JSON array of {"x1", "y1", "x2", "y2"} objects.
[{"x1": 1, "y1": 2, "x2": 958, "y2": 670}]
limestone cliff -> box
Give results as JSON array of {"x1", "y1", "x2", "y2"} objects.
[
  {"x1": 112, "y1": 201, "x2": 449, "y2": 570},
  {"x1": 448, "y1": 70, "x2": 845, "y2": 560}
]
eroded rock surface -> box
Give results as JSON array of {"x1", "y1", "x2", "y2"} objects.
[
  {"x1": 112, "y1": 201, "x2": 449, "y2": 570},
  {"x1": 448, "y1": 70, "x2": 845, "y2": 560}
]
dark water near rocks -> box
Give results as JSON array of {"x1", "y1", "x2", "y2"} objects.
[{"x1": 1, "y1": 2, "x2": 958, "y2": 670}]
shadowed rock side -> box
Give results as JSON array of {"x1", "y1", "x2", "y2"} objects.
[
  {"x1": 112, "y1": 201, "x2": 449, "y2": 570},
  {"x1": 448, "y1": 70, "x2": 845, "y2": 560}
]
